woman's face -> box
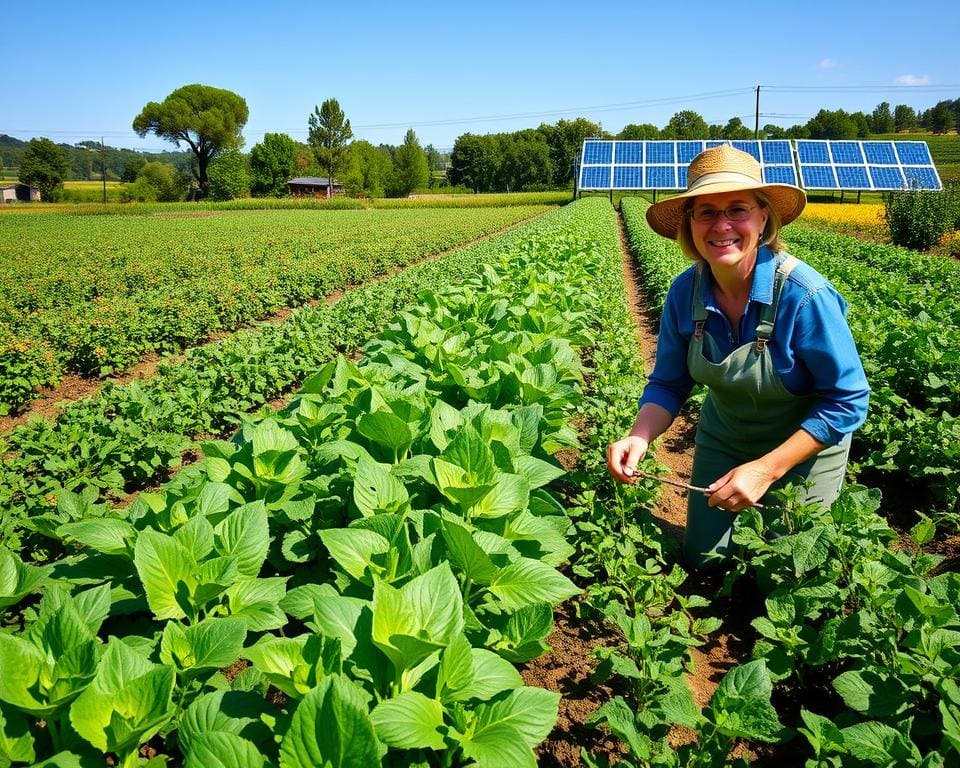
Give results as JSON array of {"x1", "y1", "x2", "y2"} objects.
[{"x1": 688, "y1": 191, "x2": 768, "y2": 273}]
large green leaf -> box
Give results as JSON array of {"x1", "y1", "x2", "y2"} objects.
[
  {"x1": 832, "y1": 668, "x2": 912, "y2": 718},
  {"x1": 475, "y1": 687, "x2": 559, "y2": 749},
  {"x1": 0, "y1": 700, "x2": 35, "y2": 764},
  {"x1": 442, "y1": 425, "x2": 497, "y2": 485},
  {"x1": 492, "y1": 602, "x2": 554, "y2": 663},
  {"x1": 470, "y1": 474, "x2": 530, "y2": 519},
  {"x1": 134, "y1": 529, "x2": 197, "y2": 621},
  {"x1": 370, "y1": 691, "x2": 445, "y2": 750},
  {"x1": 487, "y1": 558, "x2": 579, "y2": 611},
  {"x1": 372, "y1": 563, "x2": 463, "y2": 678},
  {"x1": 456, "y1": 721, "x2": 535, "y2": 768},
  {"x1": 178, "y1": 690, "x2": 273, "y2": 755},
  {"x1": 441, "y1": 521, "x2": 498, "y2": 586},
  {"x1": 278, "y1": 675, "x2": 380, "y2": 768},
  {"x1": 69, "y1": 640, "x2": 175, "y2": 756},
  {"x1": 352, "y1": 456, "x2": 410, "y2": 517},
  {"x1": 159, "y1": 618, "x2": 246, "y2": 675},
  {"x1": 358, "y1": 411, "x2": 414, "y2": 462},
  {"x1": 214, "y1": 502, "x2": 270, "y2": 577},
  {"x1": 309, "y1": 595, "x2": 366, "y2": 659},
  {"x1": 840, "y1": 720, "x2": 919, "y2": 763},
  {"x1": 319, "y1": 528, "x2": 391, "y2": 582},
  {"x1": 224, "y1": 577, "x2": 289, "y2": 632},
  {"x1": 0, "y1": 548, "x2": 49, "y2": 610},
  {"x1": 184, "y1": 731, "x2": 269, "y2": 768},
  {"x1": 512, "y1": 455, "x2": 565, "y2": 489},
  {"x1": 243, "y1": 634, "x2": 340, "y2": 700},
  {"x1": 0, "y1": 635, "x2": 55, "y2": 715},
  {"x1": 55, "y1": 519, "x2": 137, "y2": 558},
  {"x1": 708, "y1": 660, "x2": 785, "y2": 743}
]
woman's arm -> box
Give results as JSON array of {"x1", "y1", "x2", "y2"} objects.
[
  {"x1": 606, "y1": 403, "x2": 674, "y2": 483},
  {"x1": 704, "y1": 428, "x2": 825, "y2": 511}
]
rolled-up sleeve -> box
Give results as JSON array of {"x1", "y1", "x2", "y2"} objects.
[
  {"x1": 639, "y1": 277, "x2": 697, "y2": 417},
  {"x1": 794, "y1": 287, "x2": 870, "y2": 445}
]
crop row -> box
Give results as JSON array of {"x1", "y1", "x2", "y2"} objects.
[
  {"x1": 614, "y1": 197, "x2": 960, "y2": 765},
  {"x1": 0, "y1": 205, "x2": 550, "y2": 414},
  {"x1": 620, "y1": 198, "x2": 960, "y2": 518},
  {"x1": 0, "y1": 203, "x2": 598, "y2": 557},
  {"x1": 0, "y1": 198, "x2": 623, "y2": 767}
]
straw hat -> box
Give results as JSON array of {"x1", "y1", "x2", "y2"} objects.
[{"x1": 645, "y1": 144, "x2": 806, "y2": 239}]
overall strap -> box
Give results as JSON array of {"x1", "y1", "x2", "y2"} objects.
[
  {"x1": 754, "y1": 254, "x2": 799, "y2": 354},
  {"x1": 692, "y1": 264, "x2": 709, "y2": 340}
]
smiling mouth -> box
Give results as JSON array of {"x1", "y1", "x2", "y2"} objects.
[{"x1": 709, "y1": 239, "x2": 739, "y2": 247}]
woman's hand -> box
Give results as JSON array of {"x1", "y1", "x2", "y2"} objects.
[
  {"x1": 606, "y1": 436, "x2": 649, "y2": 483},
  {"x1": 705, "y1": 459, "x2": 777, "y2": 512}
]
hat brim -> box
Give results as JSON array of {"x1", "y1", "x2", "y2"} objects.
[{"x1": 645, "y1": 179, "x2": 807, "y2": 239}]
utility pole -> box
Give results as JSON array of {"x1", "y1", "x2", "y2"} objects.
[
  {"x1": 100, "y1": 137, "x2": 107, "y2": 203},
  {"x1": 755, "y1": 85, "x2": 760, "y2": 139}
]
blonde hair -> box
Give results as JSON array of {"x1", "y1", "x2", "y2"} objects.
[{"x1": 676, "y1": 190, "x2": 786, "y2": 261}]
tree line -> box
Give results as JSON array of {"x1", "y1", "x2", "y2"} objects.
[{"x1": 9, "y1": 84, "x2": 959, "y2": 201}]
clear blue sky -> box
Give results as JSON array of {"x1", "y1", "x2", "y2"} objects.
[{"x1": 6, "y1": 0, "x2": 958, "y2": 152}]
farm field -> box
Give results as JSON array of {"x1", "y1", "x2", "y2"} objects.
[
  {"x1": 0, "y1": 197, "x2": 957, "y2": 766},
  {"x1": 0, "y1": 205, "x2": 552, "y2": 415}
]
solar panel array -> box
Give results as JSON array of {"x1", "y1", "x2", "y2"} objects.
[{"x1": 578, "y1": 139, "x2": 942, "y2": 192}]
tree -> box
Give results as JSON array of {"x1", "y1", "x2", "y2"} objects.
[
  {"x1": 618, "y1": 123, "x2": 659, "y2": 140},
  {"x1": 136, "y1": 161, "x2": 183, "y2": 201},
  {"x1": 502, "y1": 134, "x2": 552, "y2": 191},
  {"x1": 722, "y1": 117, "x2": 752, "y2": 140},
  {"x1": 894, "y1": 104, "x2": 918, "y2": 132},
  {"x1": 250, "y1": 133, "x2": 298, "y2": 197},
  {"x1": 928, "y1": 100, "x2": 955, "y2": 134},
  {"x1": 388, "y1": 129, "x2": 429, "y2": 197},
  {"x1": 207, "y1": 148, "x2": 250, "y2": 201},
  {"x1": 870, "y1": 102, "x2": 895, "y2": 134},
  {"x1": 133, "y1": 84, "x2": 248, "y2": 198},
  {"x1": 307, "y1": 98, "x2": 353, "y2": 198},
  {"x1": 663, "y1": 111, "x2": 708, "y2": 139},
  {"x1": 19, "y1": 137, "x2": 68, "y2": 201},
  {"x1": 344, "y1": 140, "x2": 393, "y2": 198},
  {"x1": 538, "y1": 117, "x2": 600, "y2": 186},
  {"x1": 761, "y1": 124, "x2": 786, "y2": 139},
  {"x1": 805, "y1": 109, "x2": 858, "y2": 140},
  {"x1": 447, "y1": 133, "x2": 500, "y2": 192}
]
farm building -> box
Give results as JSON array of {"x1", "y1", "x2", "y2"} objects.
[
  {"x1": 0, "y1": 183, "x2": 40, "y2": 203},
  {"x1": 287, "y1": 176, "x2": 345, "y2": 198}
]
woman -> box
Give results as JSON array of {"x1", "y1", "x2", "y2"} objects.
[{"x1": 607, "y1": 144, "x2": 869, "y2": 570}]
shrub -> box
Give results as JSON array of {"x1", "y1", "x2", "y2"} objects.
[{"x1": 884, "y1": 186, "x2": 954, "y2": 250}]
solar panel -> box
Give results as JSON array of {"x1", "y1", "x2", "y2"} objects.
[
  {"x1": 763, "y1": 165, "x2": 798, "y2": 185},
  {"x1": 862, "y1": 141, "x2": 897, "y2": 165},
  {"x1": 646, "y1": 142, "x2": 676, "y2": 164},
  {"x1": 761, "y1": 141, "x2": 792, "y2": 164},
  {"x1": 895, "y1": 141, "x2": 932, "y2": 165},
  {"x1": 731, "y1": 141, "x2": 761, "y2": 161},
  {"x1": 903, "y1": 166, "x2": 940, "y2": 190},
  {"x1": 614, "y1": 142, "x2": 643, "y2": 164},
  {"x1": 577, "y1": 138, "x2": 941, "y2": 192},
  {"x1": 613, "y1": 166, "x2": 644, "y2": 188},
  {"x1": 582, "y1": 141, "x2": 613, "y2": 164},
  {"x1": 830, "y1": 142, "x2": 865, "y2": 164},
  {"x1": 646, "y1": 166, "x2": 677, "y2": 188},
  {"x1": 801, "y1": 165, "x2": 838, "y2": 189},
  {"x1": 868, "y1": 166, "x2": 906, "y2": 190},
  {"x1": 836, "y1": 165, "x2": 870, "y2": 189}
]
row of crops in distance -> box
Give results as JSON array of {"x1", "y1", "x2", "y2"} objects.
[{"x1": 0, "y1": 205, "x2": 553, "y2": 415}]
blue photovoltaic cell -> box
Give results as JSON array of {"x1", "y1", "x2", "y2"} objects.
[
  {"x1": 895, "y1": 142, "x2": 932, "y2": 165},
  {"x1": 580, "y1": 166, "x2": 611, "y2": 189},
  {"x1": 761, "y1": 141, "x2": 792, "y2": 164},
  {"x1": 801, "y1": 165, "x2": 838, "y2": 189},
  {"x1": 678, "y1": 166, "x2": 689, "y2": 188},
  {"x1": 763, "y1": 165, "x2": 798, "y2": 185},
  {"x1": 678, "y1": 141, "x2": 704, "y2": 163},
  {"x1": 732, "y1": 141, "x2": 761, "y2": 161},
  {"x1": 797, "y1": 141, "x2": 830, "y2": 164},
  {"x1": 830, "y1": 142, "x2": 864, "y2": 164},
  {"x1": 646, "y1": 166, "x2": 677, "y2": 188},
  {"x1": 613, "y1": 166, "x2": 644, "y2": 188},
  {"x1": 868, "y1": 166, "x2": 906, "y2": 189},
  {"x1": 862, "y1": 141, "x2": 897, "y2": 165},
  {"x1": 582, "y1": 141, "x2": 613, "y2": 164},
  {"x1": 706, "y1": 141, "x2": 726, "y2": 149},
  {"x1": 645, "y1": 142, "x2": 675, "y2": 163},
  {"x1": 614, "y1": 142, "x2": 643, "y2": 164},
  {"x1": 836, "y1": 165, "x2": 870, "y2": 189},
  {"x1": 903, "y1": 166, "x2": 939, "y2": 189}
]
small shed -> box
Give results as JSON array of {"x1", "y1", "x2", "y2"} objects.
[
  {"x1": 0, "y1": 184, "x2": 40, "y2": 203},
  {"x1": 288, "y1": 176, "x2": 345, "y2": 198}
]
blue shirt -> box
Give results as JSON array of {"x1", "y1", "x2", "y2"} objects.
[{"x1": 639, "y1": 246, "x2": 870, "y2": 446}]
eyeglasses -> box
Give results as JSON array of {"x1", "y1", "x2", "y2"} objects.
[{"x1": 688, "y1": 204, "x2": 758, "y2": 222}]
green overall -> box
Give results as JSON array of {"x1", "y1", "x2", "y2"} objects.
[{"x1": 684, "y1": 254, "x2": 850, "y2": 569}]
